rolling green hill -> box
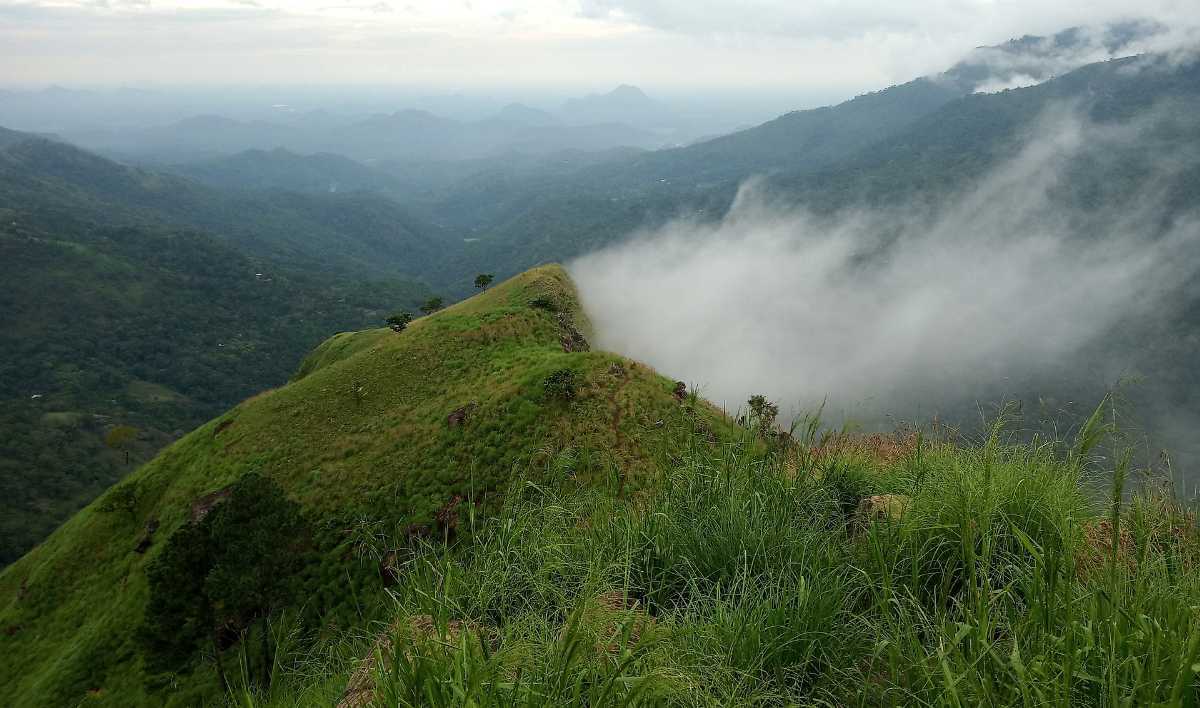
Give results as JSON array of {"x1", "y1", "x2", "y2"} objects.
[
  {"x1": 253, "y1": 413, "x2": 1200, "y2": 707},
  {"x1": 5, "y1": 50, "x2": 1200, "y2": 569},
  {"x1": 4, "y1": 266, "x2": 1198, "y2": 708},
  {"x1": 766, "y1": 54, "x2": 1200, "y2": 210},
  {"x1": 0, "y1": 129, "x2": 450, "y2": 563},
  {"x1": 0, "y1": 266, "x2": 739, "y2": 706},
  {"x1": 0, "y1": 133, "x2": 450, "y2": 280}
]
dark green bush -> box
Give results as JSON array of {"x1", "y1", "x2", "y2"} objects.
[{"x1": 542, "y1": 369, "x2": 578, "y2": 401}]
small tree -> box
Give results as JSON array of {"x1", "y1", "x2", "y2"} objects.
[
  {"x1": 420, "y1": 297, "x2": 444, "y2": 315},
  {"x1": 747, "y1": 395, "x2": 780, "y2": 437},
  {"x1": 104, "y1": 425, "x2": 138, "y2": 465},
  {"x1": 474, "y1": 273, "x2": 494, "y2": 291},
  {"x1": 386, "y1": 311, "x2": 413, "y2": 333}
]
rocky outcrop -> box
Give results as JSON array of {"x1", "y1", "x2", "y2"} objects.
[{"x1": 557, "y1": 313, "x2": 589, "y2": 352}]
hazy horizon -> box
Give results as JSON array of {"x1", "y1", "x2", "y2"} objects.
[{"x1": 2, "y1": 1, "x2": 1198, "y2": 93}]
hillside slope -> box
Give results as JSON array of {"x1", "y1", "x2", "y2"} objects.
[
  {"x1": 0, "y1": 266, "x2": 737, "y2": 707},
  {"x1": 0, "y1": 132, "x2": 448, "y2": 279}
]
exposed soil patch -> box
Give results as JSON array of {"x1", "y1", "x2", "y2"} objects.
[
  {"x1": 133, "y1": 518, "x2": 159, "y2": 554},
  {"x1": 190, "y1": 487, "x2": 233, "y2": 523},
  {"x1": 852, "y1": 494, "x2": 911, "y2": 536},
  {"x1": 446, "y1": 403, "x2": 477, "y2": 428}
]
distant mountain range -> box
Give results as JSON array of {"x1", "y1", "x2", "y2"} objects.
[
  {"x1": 61, "y1": 99, "x2": 667, "y2": 165},
  {"x1": 561, "y1": 84, "x2": 669, "y2": 128},
  {"x1": 491, "y1": 102, "x2": 561, "y2": 126}
]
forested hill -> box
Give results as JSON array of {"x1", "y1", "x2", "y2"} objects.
[
  {"x1": 0, "y1": 134, "x2": 447, "y2": 280},
  {"x1": 431, "y1": 52, "x2": 1200, "y2": 284},
  {"x1": 0, "y1": 131, "x2": 439, "y2": 564},
  {"x1": 766, "y1": 54, "x2": 1200, "y2": 209},
  {"x1": 170, "y1": 148, "x2": 401, "y2": 195}
]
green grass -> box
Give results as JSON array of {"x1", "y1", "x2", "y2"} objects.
[
  {"x1": 5, "y1": 264, "x2": 1199, "y2": 706},
  {"x1": 0, "y1": 265, "x2": 738, "y2": 706},
  {"x1": 239, "y1": 419, "x2": 1200, "y2": 707}
]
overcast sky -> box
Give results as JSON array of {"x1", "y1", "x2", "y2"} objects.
[{"x1": 1, "y1": 1, "x2": 1197, "y2": 91}]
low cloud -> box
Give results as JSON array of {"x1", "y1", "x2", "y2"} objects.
[
  {"x1": 570, "y1": 109, "x2": 1200, "y2": 426},
  {"x1": 955, "y1": 21, "x2": 1200, "y2": 93}
]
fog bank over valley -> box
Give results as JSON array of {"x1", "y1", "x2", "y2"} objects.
[{"x1": 572, "y1": 109, "x2": 1200, "y2": 438}]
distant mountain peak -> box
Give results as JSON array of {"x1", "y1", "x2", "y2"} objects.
[
  {"x1": 609, "y1": 84, "x2": 649, "y2": 98},
  {"x1": 576, "y1": 84, "x2": 655, "y2": 105},
  {"x1": 491, "y1": 103, "x2": 560, "y2": 126},
  {"x1": 560, "y1": 84, "x2": 662, "y2": 126}
]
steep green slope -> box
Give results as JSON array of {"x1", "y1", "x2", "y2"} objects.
[
  {"x1": 0, "y1": 266, "x2": 737, "y2": 707},
  {"x1": 261, "y1": 423, "x2": 1200, "y2": 707}
]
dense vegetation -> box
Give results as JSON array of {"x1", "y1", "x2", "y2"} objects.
[
  {"x1": 142, "y1": 472, "x2": 310, "y2": 693},
  {"x1": 0, "y1": 135, "x2": 435, "y2": 563},
  {"x1": 4, "y1": 264, "x2": 1197, "y2": 706},
  {"x1": 0, "y1": 134, "x2": 449, "y2": 280},
  {"x1": 0, "y1": 267, "x2": 739, "y2": 706},
  {"x1": 235, "y1": 409, "x2": 1200, "y2": 707}
]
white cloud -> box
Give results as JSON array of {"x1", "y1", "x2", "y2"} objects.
[{"x1": 570, "y1": 108, "x2": 1200, "y2": 423}]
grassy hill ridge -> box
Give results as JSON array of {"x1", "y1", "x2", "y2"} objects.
[{"x1": 0, "y1": 265, "x2": 738, "y2": 706}]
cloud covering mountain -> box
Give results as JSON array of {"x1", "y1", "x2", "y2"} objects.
[{"x1": 572, "y1": 107, "x2": 1200, "y2": 425}]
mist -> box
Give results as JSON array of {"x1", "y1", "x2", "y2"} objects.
[{"x1": 570, "y1": 109, "x2": 1200, "y2": 432}]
